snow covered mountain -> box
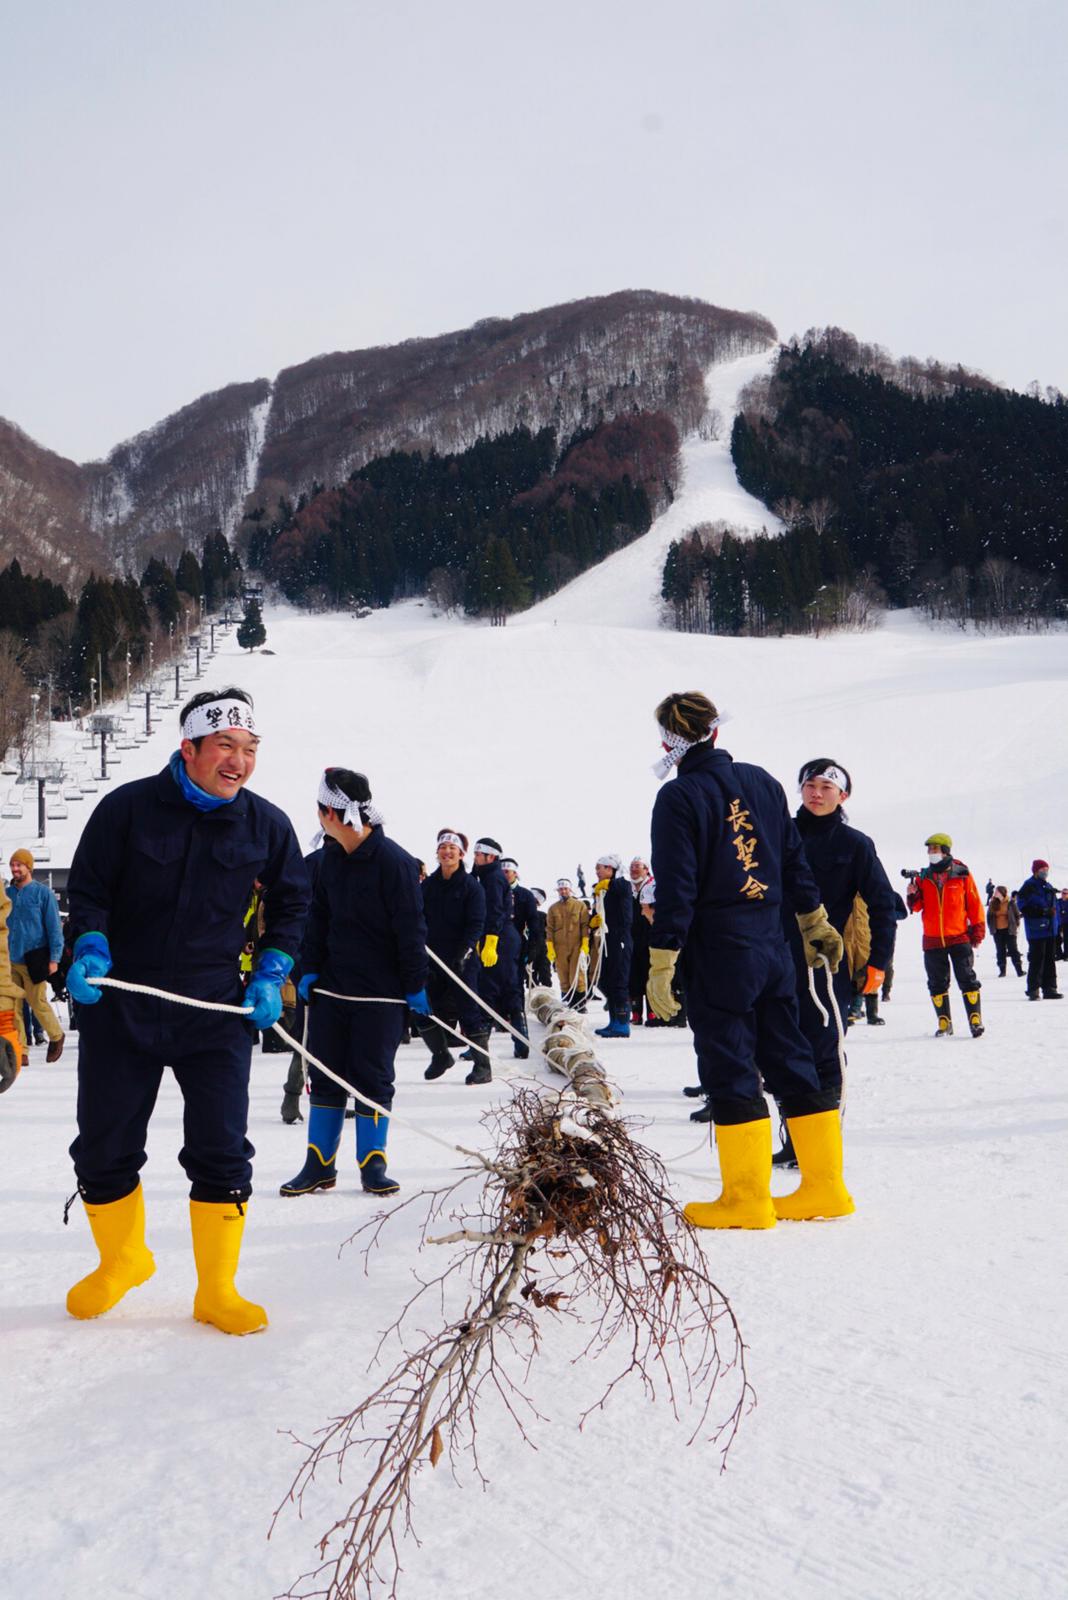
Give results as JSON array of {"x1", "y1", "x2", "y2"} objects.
[
  {"x1": 0, "y1": 291, "x2": 774, "y2": 579},
  {"x1": 2, "y1": 347, "x2": 1066, "y2": 1600}
]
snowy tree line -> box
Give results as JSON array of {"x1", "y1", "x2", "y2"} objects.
[
  {"x1": 240, "y1": 414, "x2": 679, "y2": 620},
  {"x1": 729, "y1": 335, "x2": 1068, "y2": 625},
  {"x1": 0, "y1": 533, "x2": 245, "y2": 755}
]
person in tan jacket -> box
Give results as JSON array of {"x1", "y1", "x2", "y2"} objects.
[
  {"x1": 545, "y1": 879, "x2": 590, "y2": 1005},
  {"x1": 0, "y1": 883, "x2": 23, "y2": 1092}
]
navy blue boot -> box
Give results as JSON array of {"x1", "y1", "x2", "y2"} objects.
[
  {"x1": 510, "y1": 1011, "x2": 530, "y2": 1061},
  {"x1": 280, "y1": 1103, "x2": 345, "y2": 1195},
  {"x1": 595, "y1": 1014, "x2": 631, "y2": 1039},
  {"x1": 357, "y1": 1111, "x2": 399, "y2": 1196}
]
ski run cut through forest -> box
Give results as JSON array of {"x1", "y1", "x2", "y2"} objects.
[{"x1": 1, "y1": 352, "x2": 1066, "y2": 1600}]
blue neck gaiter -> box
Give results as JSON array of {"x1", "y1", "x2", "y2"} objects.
[{"x1": 169, "y1": 749, "x2": 233, "y2": 812}]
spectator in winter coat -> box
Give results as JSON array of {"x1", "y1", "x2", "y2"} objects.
[
  {"x1": 628, "y1": 857, "x2": 654, "y2": 1024},
  {"x1": 773, "y1": 760, "x2": 896, "y2": 1166},
  {"x1": 546, "y1": 879, "x2": 590, "y2": 1005},
  {"x1": 281, "y1": 768, "x2": 428, "y2": 1199},
  {"x1": 65, "y1": 686, "x2": 309, "y2": 1335},
  {"x1": 986, "y1": 886, "x2": 1024, "y2": 977},
  {"x1": 906, "y1": 833, "x2": 985, "y2": 1036},
  {"x1": 7, "y1": 850, "x2": 65, "y2": 1059},
  {"x1": 415, "y1": 829, "x2": 488, "y2": 1084},
  {"x1": 590, "y1": 853, "x2": 634, "y2": 1039},
  {"x1": 1016, "y1": 860, "x2": 1062, "y2": 1000},
  {"x1": 646, "y1": 691, "x2": 848, "y2": 1230},
  {"x1": 0, "y1": 881, "x2": 23, "y2": 1093}
]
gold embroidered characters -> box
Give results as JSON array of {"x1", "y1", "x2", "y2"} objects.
[{"x1": 728, "y1": 796, "x2": 765, "y2": 899}]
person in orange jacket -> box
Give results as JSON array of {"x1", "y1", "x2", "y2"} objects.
[{"x1": 906, "y1": 832, "x2": 985, "y2": 1037}]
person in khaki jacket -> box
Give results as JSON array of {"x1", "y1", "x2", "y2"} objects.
[
  {"x1": 0, "y1": 883, "x2": 24, "y2": 1093},
  {"x1": 545, "y1": 878, "x2": 590, "y2": 1005}
]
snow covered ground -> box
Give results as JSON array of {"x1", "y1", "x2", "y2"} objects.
[{"x1": 3, "y1": 353, "x2": 1067, "y2": 1600}]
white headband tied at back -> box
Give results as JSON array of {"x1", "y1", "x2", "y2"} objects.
[
  {"x1": 652, "y1": 712, "x2": 729, "y2": 780},
  {"x1": 437, "y1": 831, "x2": 465, "y2": 850},
  {"x1": 315, "y1": 773, "x2": 384, "y2": 834}
]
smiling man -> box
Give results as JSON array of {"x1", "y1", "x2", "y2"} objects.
[{"x1": 64, "y1": 686, "x2": 309, "y2": 1336}]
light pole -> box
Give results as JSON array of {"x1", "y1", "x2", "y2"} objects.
[
  {"x1": 126, "y1": 649, "x2": 132, "y2": 710},
  {"x1": 89, "y1": 676, "x2": 96, "y2": 714},
  {"x1": 29, "y1": 690, "x2": 39, "y2": 776}
]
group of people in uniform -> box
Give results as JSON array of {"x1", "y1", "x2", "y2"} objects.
[{"x1": 13, "y1": 679, "x2": 1052, "y2": 1339}]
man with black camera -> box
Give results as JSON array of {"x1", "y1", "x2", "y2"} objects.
[{"x1": 905, "y1": 833, "x2": 985, "y2": 1037}]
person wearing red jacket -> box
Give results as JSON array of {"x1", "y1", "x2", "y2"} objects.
[{"x1": 907, "y1": 832, "x2": 985, "y2": 1037}]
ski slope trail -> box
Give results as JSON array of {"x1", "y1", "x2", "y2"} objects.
[{"x1": 520, "y1": 346, "x2": 781, "y2": 631}]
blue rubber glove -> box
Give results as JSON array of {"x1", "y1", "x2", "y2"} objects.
[
  {"x1": 67, "y1": 933, "x2": 112, "y2": 1006},
  {"x1": 298, "y1": 971, "x2": 320, "y2": 1004},
  {"x1": 405, "y1": 988, "x2": 431, "y2": 1016},
  {"x1": 246, "y1": 949, "x2": 293, "y2": 1029}
]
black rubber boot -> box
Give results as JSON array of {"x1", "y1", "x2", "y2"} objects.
[
  {"x1": 964, "y1": 989, "x2": 984, "y2": 1037},
  {"x1": 465, "y1": 1036, "x2": 492, "y2": 1085},
  {"x1": 689, "y1": 1097, "x2": 714, "y2": 1123},
  {"x1": 932, "y1": 992, "x2": 953, "y2": 1035},
  {"x1": 683, "y1": 1084, "x2": 706, "y2": 1098},
  {"x1": 771, "y1": 1120, "x2": 798, "y2": 1168},
  {"x1": 424, "y1": 1048, "x2": 454, "y2": 1080},
  {"x1": 510, "y1": 1011, "x2": 529, "y2": 1061},
  {"x1": 864, "y1": 994, "x2": 885, "y2": 1026},
  {"x1": 281, "y1": 1056, "x2": 305, "y2": 1122}
]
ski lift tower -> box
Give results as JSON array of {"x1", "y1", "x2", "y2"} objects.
[
  {"x1": 21, "y1": 758, "x2": 65, "y2": 840},
  {"x1": 89, "y1": 713, "x2": 121, "y2": 781}
]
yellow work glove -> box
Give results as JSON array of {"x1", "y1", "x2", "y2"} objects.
[
  {"x1": 595, "y1": 878, "x2": 611, "y2": 892},
  {"x1": 795, "y1": 905, "x2": 844, "y2": 972},
  {"x1": 480, "y1": 934, "x2": 499, "y2": 969},
  {"x1": 646, "y1": 949, "x2": 681, "y2": 1021},
  {"x1": 581, "y1": 935, "x2": 589, "y2": 955},
  {"x1": 546, "y1": 940, "x2": 556, "y2": 964},
  {"x1": 589, "y1": 913, "x2": 602, "y2": 930}
]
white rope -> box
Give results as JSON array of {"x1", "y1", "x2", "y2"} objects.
[
  {"x1": 88, "y1": 977, "x2": 490, "y2": 1161},
  {"x1": 426, "y1": 946, "x2": 531, "y2": 1053}
]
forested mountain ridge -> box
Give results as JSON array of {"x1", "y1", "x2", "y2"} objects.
[
  {"x1": 729, "y1": 329, "x2": 1068, "y2": 615},
  {"x1": 0, "y1": 291, "x2": 774, "y2": 581}
]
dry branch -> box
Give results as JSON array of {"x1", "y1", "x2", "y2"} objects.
[{"x1": 274, "y1": 1088, "x2": 751, "y2": 1600}]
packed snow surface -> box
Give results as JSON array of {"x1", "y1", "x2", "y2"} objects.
[{"x1": 3, "y1": 358, "x2": 1067, "y2": 1600}]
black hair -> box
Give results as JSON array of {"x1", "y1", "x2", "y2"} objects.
[
  {"x1": 319, "y1": 767, "x2": 372, "y2": 821},
  {"x1": 179, "y1": 686, "x2": 254, "y2": 748}
]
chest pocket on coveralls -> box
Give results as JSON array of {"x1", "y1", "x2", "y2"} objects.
[{"x1": 211, "y1": 837, "x2": 268, "y2": 894}]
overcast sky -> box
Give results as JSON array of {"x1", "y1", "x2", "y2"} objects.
[{"x1": 3, "y1": 0, "x2": 1065, "y2": 462}]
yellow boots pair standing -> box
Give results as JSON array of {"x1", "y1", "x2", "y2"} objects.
[
  {"x1": 683, "y1": 1110, "x2": 854, "y2": 1230},
  {"x1": 67, "y1": 1188, "x2": 267, "y2": 1334}
]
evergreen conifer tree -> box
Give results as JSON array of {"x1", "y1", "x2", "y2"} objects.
[{"x1": 237, "y1": 598, "x2": 267, "y2": 651}]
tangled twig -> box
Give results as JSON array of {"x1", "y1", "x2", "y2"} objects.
[{"x1": 273, "y1": 1088, "x2": 751, "y2": 1600}]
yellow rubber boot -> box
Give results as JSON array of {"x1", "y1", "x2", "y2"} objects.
[
  {"x1": 683, "y1": 1119, "x2": 777, "y2": 1230},
  {"x1": 190, "y1": 1200, "x2": 268, "y2": 1335},
  {"x1": 67, "y1": 1186, "x2": 156, "y2": 1319},
  {"x1": 773, "y1": 1110, "x2": 855, "y2": 1220}
]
